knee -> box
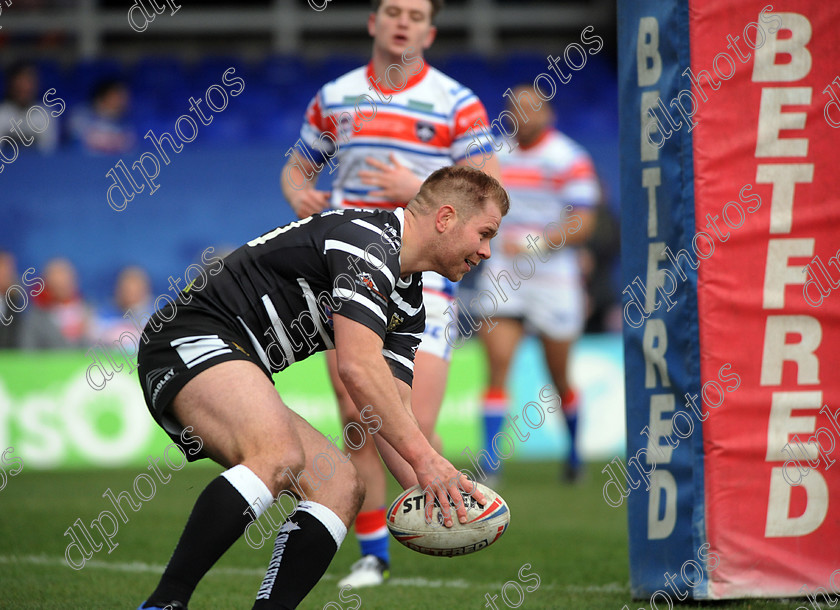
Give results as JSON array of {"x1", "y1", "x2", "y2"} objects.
[
  {"x1": 263, "y1": 449, "x2": 307, "y2": 497},
  {"x1": 348, "y1": 466, "x2": 366, "y2": 514}
]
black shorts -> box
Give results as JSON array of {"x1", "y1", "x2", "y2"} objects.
[{"x1": 137, "y1": 305, "x2": 272, "y2": 461}]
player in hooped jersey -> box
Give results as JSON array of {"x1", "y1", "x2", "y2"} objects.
[
  {"x1": 476, "y1": 84, "x2": 599, "y2": 483},
  {"x1": 281, "y1": 0, "x2": 501, "y2": 588},
  {"x1": 136, "y1": 167, "x2": 508, "y2": 610}
]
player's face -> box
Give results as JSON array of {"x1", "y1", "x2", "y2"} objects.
[
  {"x1": 437, "y1": 202, "x2": 502, "y2": 282},
  {"x1": 508, "y1": 87, "x2": 554, "y2": 146},
  {"x1": 368, "y1": 0, "x2": 437, "y2": 60}
]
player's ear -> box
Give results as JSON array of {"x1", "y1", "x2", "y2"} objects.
[
  {"x1": 367, "y1": 12, "x2": 377, "y2": 38},
  {"x1": 435, "y1": 204, "x2": 455, "y2": 233},
  {"x1": 423, "y1": 25, "x2": 437, "y2": 50}
]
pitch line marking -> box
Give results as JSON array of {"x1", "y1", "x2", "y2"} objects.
[{"x1": 0, "y1": 554, "x2": 626, "y2": 593}]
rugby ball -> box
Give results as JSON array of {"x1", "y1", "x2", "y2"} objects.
[{"x1": 386, "y1": 482, "x2": 510, "y2": 557}]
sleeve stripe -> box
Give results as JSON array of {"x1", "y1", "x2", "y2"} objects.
[
  {"x1": 345, "y1": 292, "x2": 388, "y2": 323},
  {"x1": 392, "y1": 331, "x2": 424, "y2": 339},
  {"x1": 382, "y1": 348, "x2": 414, "y2": 372},
  {"x1": 453, "y1": 91, "x2": 478, "y2": 110},
  {"x1": 324, "y1": 239, "x2": 396, "y2": 291}
]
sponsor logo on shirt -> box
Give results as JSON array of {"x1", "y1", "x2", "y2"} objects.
[
  {"x1": 356, "y1": 272, "x2": 388, "y2": 307},
  {"x1": 381, "y1": 222, "x2": 401, "y2": 253},
  {"x1": 408, "y1": 99, "x2": 434, "y2": 112},
  {"x1": 387, "y1": 312, "x2": 405, "y2": 331},
  {"x1": 335, "y1": 113, "x2": 355, "y2": 142},
  {"x1": 415, "y1": 120, "x2": 436, "y2": 142},
  {"x1": 322, "y1": 302, "x2": 335, "y2": 329},
  {"x1": 231, "y1": 341, "x2": 250, "y2": 356}
]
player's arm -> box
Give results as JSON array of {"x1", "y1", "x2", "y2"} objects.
[
  {"x1": 332, "y1": 313, "x2": 485, "y2": 526},
  {"x1": 281, "y1": 92, "x2": 332, "y2": 218},
  {"x1": 545, "y1": 205, "x2": 596, "y2": 247},
  {"x1": 371, "y1": 379, "x2": 422, "y2": 489},
  {"x1": 280, "y1": 149, "x2": 330, "y2": 219},
  {"x1": 545, "y1": 157, "x2": 601, "y2": 247}
]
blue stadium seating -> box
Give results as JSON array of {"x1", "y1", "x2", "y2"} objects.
[
  {"x1": 314, "y1": 55, "x2": 370, "y2": 84},
  {"x1": 0, "y1": 52, "x2": 620, "y2": 305},
  {"x1": 68, "y1": 58, "x2": 126, "y2": 105}
]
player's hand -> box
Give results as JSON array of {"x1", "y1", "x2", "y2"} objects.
[
  {"x1": 288, "y1": 189, "x2": 330, "y2": 219},
  {"x1": 501, "y1": 235, "x2": 530, "y2": 256},
  {"x1": 413, "y1": 452, "x2": 486, "y2": 528},
  {"x1": 358, "y1": 154, "x2": 423, "y2": 202},
  {"x1": 501, "y1": 239, "x2": 524, "y2": 256}
]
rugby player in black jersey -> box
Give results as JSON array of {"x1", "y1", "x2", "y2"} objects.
[{"x1": 136, "y1": 166, "x2": 508, "y2": 610}]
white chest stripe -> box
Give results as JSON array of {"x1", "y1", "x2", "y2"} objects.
[
  {"x1": 261, "y1": 295, "x2": 297, "y2": 367},
  {"x1": 324, "y1": 239, "x2": 395, "y2": 291},
  {"x1": 297, "y1": 277, "x2": 335, "y2": 350}
]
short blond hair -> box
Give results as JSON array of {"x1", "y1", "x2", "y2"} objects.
[{"x1": 409, "y1": 165, "x2": 509, "y2": 218}]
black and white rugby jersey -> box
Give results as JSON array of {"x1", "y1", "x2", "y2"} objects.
[{"x1": 178, "y1": 208, "x2": 425, "y2": 385}]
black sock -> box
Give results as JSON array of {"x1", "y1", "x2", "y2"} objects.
[
  {"x1": 252, "y1": 508, "x2": 343, "y2": 609},
  {"x1": 145, "y1": 475, "x2": 254, "y2": 606}
]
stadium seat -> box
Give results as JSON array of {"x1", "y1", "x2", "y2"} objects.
[
  {"x1": 196, "y1": 111, "x2": 250, "y2": 145},
  {"x1": 437, "y1": 53, "x2": 494, "y2": 85},
  {"x1": 314, "y1": 55, "x2": 369, "y2": 84},
  {"x1": 131, "y1": 56, "x2": 189, "y2": 97},
  {"x1": 69, "y1": 58, "x2": 126, "y2": 105},
  {"x1": 256, "y1": 55, "x2": 312, "y2": 108},
  {"x1": 253, "y1": 113, "x2": 302, "y2": 145},
  {"x1": 258, "y1": 55, "x2": 308, "y2": 89},
  {"x1": 34, "y1": 59, "x2": 67, "y2": 101},
  {"x1": 190, "y1": 55, "x2": 249, "y2": 92},
  {"x1": 499, "y1": 51, "x2": 547, "y2": 87}
]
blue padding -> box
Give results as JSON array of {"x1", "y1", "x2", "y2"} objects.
[{"x1": 618, "y1": 0, "x2": 705, "y2": 599}]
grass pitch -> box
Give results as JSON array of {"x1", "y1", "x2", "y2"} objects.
[{"x1": 0, "y1": 461, "x2": 799, "y2": 609}]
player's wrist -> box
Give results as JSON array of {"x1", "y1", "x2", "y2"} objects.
[{"x1": 401, "y1": 433, "x2": 435, "y2": 469}]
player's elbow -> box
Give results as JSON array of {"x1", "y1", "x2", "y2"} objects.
[{"x1": 335, "y1": 355, "x2": 369, "y2": 394}]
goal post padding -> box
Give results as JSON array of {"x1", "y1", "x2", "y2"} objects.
[{"x1": 619, "y1": 0, "x2": 840, "y2": 600}]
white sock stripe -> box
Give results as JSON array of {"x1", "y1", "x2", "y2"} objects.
[
  {"x1": 221, "y1": 465, "x2": 274, "y2": 518},
  {"x1": 355, "y1": 526, "x2": 389, "y2": 541},
  {"x1": 296, "y1": 501, "x2": 348, "y2": 548}
]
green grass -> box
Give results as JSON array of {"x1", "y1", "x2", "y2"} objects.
[{"x1": 0, "y1": 462, "x2": 801, "y2": 609}]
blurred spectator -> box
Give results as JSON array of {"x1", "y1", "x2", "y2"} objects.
[
  {"x1": 0, "y1": 61, "x2": 60, "y2": 153},
  {"x1": 92, "y1": 265, "x2": 153, "y2": 343},
  {"x1": 69, "y1": 78, "x2": 136, "y2": 154},
  {"x1": 0, "y1": 250, "x2": 23, "y2": 348},
  {"x1": 20, "y1": 257, "x2": 91, "y2": 349}
]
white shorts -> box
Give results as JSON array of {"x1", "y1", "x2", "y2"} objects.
[
  {"x1": 417, "y1": 271, "x2": 456, "y2": 361},
  {"x1": 474, "y1": 261, "x2": 584, "y2": 341}
]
